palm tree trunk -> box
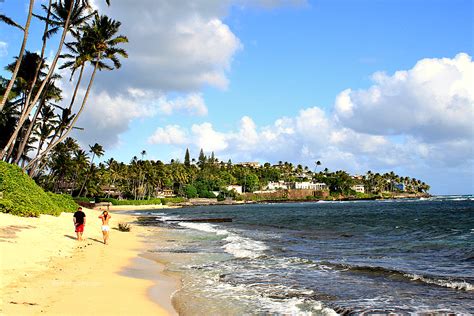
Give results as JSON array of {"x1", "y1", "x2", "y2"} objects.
[
  {"x1": 67, "y1": 64, "x2": 85, "y2": 111},
  {"x1": 25, "y1": 59, "x2": 100, "y2": 171},
  {"x1": 1, "y1": 0, "x2": 75, "y2": 161},
  {"x1": 13, "y1": 99, "x2": 44, "y2": 164},
  {"x1": 0, "y1": 0, "x2": 34, "y2": 112},
  {"x1": 20, "y1": 61, "x2": 85, "y2": 164},
  {"x1": 13, "y1": 0, "x2": 54, "y2": 163}
]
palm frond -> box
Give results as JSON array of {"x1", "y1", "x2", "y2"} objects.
[{"x1": 0, "y1": 14, "x2": 24, "y2": 30}]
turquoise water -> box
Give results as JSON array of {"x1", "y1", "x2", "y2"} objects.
[{"x1": 137, "y1": 196, "x2": 474, "y2": 315}]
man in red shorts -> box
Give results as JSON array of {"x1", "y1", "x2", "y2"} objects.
[{"x1": 73, "y1": 207, "x2": 86, "y2": 241}]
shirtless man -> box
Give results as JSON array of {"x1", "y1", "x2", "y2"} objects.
[{"x1": 98, "y1": 207, "x2": 111, "y2": 244}]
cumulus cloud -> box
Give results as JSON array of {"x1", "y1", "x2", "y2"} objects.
[
  {"x1": 148, "y1": 125, "x2": 188, "y2": 145},
  {"x1": 71, "y1": 89, "x2": 158, "y2": 147},
  {"x1": 148, "y1": 53, "x2": 473, "y2": 178},
  {"x1": 0, "y1": 41, "x2": 7, "y2": 57},
  {"x1": 91, "y1": 0, "x2": 242, "y2": 92},
  {"x1": 157, "y1": 93, "x2": 208, "y2": 116},
  {"x1": 69, "y1": 0, "x2": 310, "y2": 147},
  {"x1": 335, "y1": 53, "x2": 474, "y2": 143},
  {"x1": 191, "y1": 122, "x2": 229, "y2": 152}
]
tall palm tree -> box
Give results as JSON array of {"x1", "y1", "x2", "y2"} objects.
[
  {"x1": 0, "y1": 0, "x2": 35, "y2": 112},
  {"x1": 25, "y1": 14, "x2": 128, "y2": 171},
  {"x1": 14, "y1": 77, "x2": 63, "y2": 164},
  {"x1": 78, "y1": 143, "x2": 104, "y2": 196},
  {"x1": 71, "y1": 149, "x2": 90, "y2": 194},
  {"x1": 1, "y1": 0, "x2": 77, "y2": 160}
]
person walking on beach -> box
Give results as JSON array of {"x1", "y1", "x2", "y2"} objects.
[
  {"x1": 98, "y1": 207, "x2": 111, "y2": 245},
  {"x1": 73, "y1": 207, "x2": 86, "y2": 241}
]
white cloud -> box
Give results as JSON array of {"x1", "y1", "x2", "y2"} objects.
[
  {"x1": 148, "y1": 125, "x2": 188, "y2": 145},
  {"x1": 72, "y1": 89, "x2": 158, "y2": 147},
  {"x1": 157, "y1": 93, "x2": 208, "y2": 116},
  {"x1": 92, "y1": 0, "x2": 242, "y2": 92},
  {"x1": 61, "y1": 0, "x2": 309, "y2": 149},
  {"x1": 146, "y1": 54, "x2": 473, "y2": 182},
  {"x1": 334, "y1": 53, "x2": 474, "y2": 143},
  {"x1": 0, "y1": 41, "x2": 7, "y2": 57},
  {"x1": 191, "y1": 122, "x2": 229, "y2": 152}
]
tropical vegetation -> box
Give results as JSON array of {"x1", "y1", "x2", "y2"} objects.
[
  {"x1": 29, "y1": 140, "x2": 430, "y2": 200},
  {"x1": 0, "y1": 0, "x2": 127, "y2": 177},
  {"x1": 0, "y1": 1, "x2": 430, "y2": 210},
  {"x1": 0, "y1": 161, "x2": 77, "y2": 216}
]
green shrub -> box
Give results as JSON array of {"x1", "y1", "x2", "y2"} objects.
[
  {"x1": 97, "y1": 197, "x2": 119, "y2": 204},
  {"x1": 47, "y1": 193, "x2": 78, "y2": 213},
  {"x1": 184, "y1": 184, "x2": 198, "y2": 198},
  {"x1": 161, "y1": 197, "x2": 185, "y2": 205},
  {"x1": 73, "y1": 197, "x2": 91, "y2": 203},
  {"x1": 0, "y1": 162, "x2": 77, "y2": 217}
]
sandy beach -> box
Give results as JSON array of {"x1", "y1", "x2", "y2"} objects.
[{"x1": 0, "y1": 207, "x2": 178, "y2": 315}]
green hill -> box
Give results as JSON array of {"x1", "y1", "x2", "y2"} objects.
[{"x1": 0, "y1": 162, "x2": 77, "y2": 217}]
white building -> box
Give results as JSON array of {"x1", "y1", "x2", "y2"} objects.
[
  {"x1": 266, "y1": 181, "x2": 288, "y2": 190},
  {"x1": 226, "y1": 185, "x2": 243, "y2": 194},
  {"x1": 294, "y1": 182, "x2": 328, "y2": 191},
  {"x1": 351, "y1": 184, "x2": 365, "y2": 193}
]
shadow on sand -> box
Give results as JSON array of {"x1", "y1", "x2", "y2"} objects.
[
  {"x1": 88, "y1": 237, "x2": 105, "y2": 244},
  {"x1": 64, "y1": 235, "x2": 103, "y2": 244}
]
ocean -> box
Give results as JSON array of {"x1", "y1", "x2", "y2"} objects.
[{"x1": 135, "y1": 196, "x2": 474, "y2": 315}]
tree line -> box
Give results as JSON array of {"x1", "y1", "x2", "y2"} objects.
[
  {"x1": 0, "y1": 0, "x2": 128, "y2": 177},
  {"x1": 35, "y1": 140, "x2": 430, "y2": 199}
]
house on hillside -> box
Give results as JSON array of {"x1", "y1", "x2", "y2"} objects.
[
  {"x1": 351, "y1": 184, "x2": 365, "y2": 193},
  {"x1": 156, "y1": 189, "x2": 175, "y2": 198},
  {"x1": 266, "y1": 181, "x2": 288, "y2": 190},
  {"x1": 235, "y1": 162, "x2": 260, "y2": 168},
  {"x1": 101, "y1": 185, "x2": 123, "y2": 198},
  {"x1": 293, "y1": 182, "x2": 328, "y2": 191}
]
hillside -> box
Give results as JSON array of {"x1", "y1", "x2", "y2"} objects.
[{"x1": 0, "y1": 162, "x2": 77, "y2": 217}]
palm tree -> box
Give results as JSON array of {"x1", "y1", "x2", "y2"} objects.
[
  {"x1": 32, "y1": 104, "x2": 59, "y2": 158},
  {"x1": 78, "y1": 143, "x2": 104, "y2": 196},
  {"x1": 0, "y1": 0, "x2": 35, "y2": 112},
  {"x1": 14, "y1": 76, "x2": 63, "y2": 164},
  {"x1": 25, "y1": 14, "x2": 128, "y2": 171},
  {"x1": 1, "y1": 0, "x2": 78, "y2": 160},
  {"x1": 71, "y1": 149, "x2": 90, "y2": 194}
]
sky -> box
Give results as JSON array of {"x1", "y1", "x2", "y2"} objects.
[{"x1": 0, "y1": 0, "x2": 473, "y2": 195}]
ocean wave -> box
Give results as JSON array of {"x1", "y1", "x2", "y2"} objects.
[
  {"x1": 404, "y1": 273, "x2": 474, "y2": 291},
  {"x1": 178, "y1": 222, "x2": 268, "y2": 259},
  {"x1": 334, "y1": 263, "x2": 474, "y2": 292}
]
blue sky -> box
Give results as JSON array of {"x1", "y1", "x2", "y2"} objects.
[{"x1": 1, "y1": 0, "x2": 473, "y2": 194}]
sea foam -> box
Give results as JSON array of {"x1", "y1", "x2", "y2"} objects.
[
  {"x1": 405, "y1": 273, "x2": 474, "y2": 291},
  {"x1": 178, "y1": 222, "x2": 268, "y2": 259}
]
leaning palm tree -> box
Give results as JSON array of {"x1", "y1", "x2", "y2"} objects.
[
  {"x1": 25, "y1": 14, "x2": 128, "y2": 171},
  {"x1": 0, "y1": 0, "x2": 35, "y2": 112},
  {"x1": 1, "y1": 0, "x2": 112, "y2": 161}
]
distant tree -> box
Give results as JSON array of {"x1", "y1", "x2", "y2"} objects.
[
  {"x1": 198, "y1": 148, "x2": 206, "y2": 167},
  {"x1": 184, "y1": 148, "x2": 190, "y2": 167}
]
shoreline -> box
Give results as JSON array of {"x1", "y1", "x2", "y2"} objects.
[{"x1": 0, "y1": 206, "x2": 179, "y2": 315}]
